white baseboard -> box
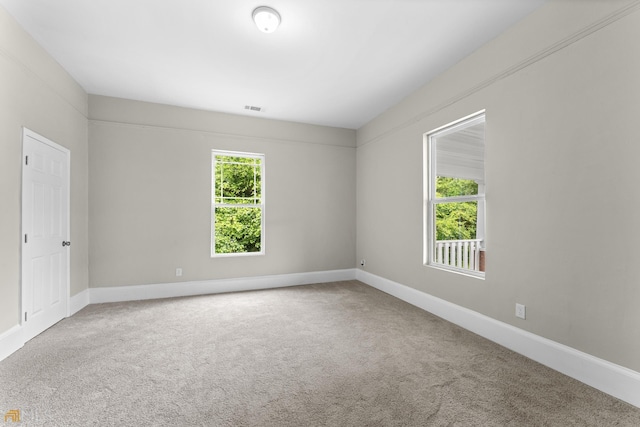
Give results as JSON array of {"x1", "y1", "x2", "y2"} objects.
[
  {"x1": 90, "y1": 268, "x2": 357, "y2": 304},
  {"x1": 0, "y1": 325, "x2": 24, "y2": 363},
  {"x1": 356, "y1": 269, "x2": 640, "y2": 409},
  {"x1": 69, "y1": 289, "x2": 90, "y2": 316}
]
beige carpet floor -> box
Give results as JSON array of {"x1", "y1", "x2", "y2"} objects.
[{"x1": 1, "y1": 280, "x2": 639, "y2": 426}]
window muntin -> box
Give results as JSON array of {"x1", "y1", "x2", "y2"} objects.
[
  {"x1": 212, "y1": 151, "x2": 264, "y2": 256},
  {"x1": 425, "y1": 112, "x2": 485, "y2": 277}
]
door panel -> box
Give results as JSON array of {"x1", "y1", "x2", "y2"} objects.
[{"x1": 22, "y1": 129, "x2": 70, "y2": 341}]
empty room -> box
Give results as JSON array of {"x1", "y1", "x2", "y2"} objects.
[{"x1": 1, "y1": 0, "x2": 640, "y2": 425}]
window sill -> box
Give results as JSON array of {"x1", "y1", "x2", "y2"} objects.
[
  {"x1": 211, "y1": 251, "x2": 265, "y2": 258},
  {"x1": 424, "y1": 263, "x2": 485, "y2": 280}
]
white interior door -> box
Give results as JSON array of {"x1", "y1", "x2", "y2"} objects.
[{"x1": 21, "y1": 128, "x2": 70, "y2": 341}]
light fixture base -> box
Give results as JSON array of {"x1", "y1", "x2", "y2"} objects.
[{"x1": 252, "y1": 6, "x2": 281, "y2": 33}]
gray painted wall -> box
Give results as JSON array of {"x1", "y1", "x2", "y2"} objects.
[
  {"x1": 356, "y1": 0, "x2": 640, "y2": 372},
  {"x1": 88, "y1": 96, "x2": 356, "y2": 287},
  {"x1": 0, "y1": 6, "x2": 89, "y2": 334}
]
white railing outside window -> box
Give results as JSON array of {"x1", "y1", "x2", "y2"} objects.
[{"x1": 435, "y1": 239, "x2": 483, "y2": 272}]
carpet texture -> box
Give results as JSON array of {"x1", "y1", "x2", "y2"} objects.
[{"x1": 1, "y1": 280, "x2": 639, "y2": 426}]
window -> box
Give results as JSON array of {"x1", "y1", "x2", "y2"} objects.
[
  {"x1": 424, "y1": 112, "x2": 485, "y2": 277},
  {"x1": 212, "y1": 151, "x2": 264, "y2": 256}
]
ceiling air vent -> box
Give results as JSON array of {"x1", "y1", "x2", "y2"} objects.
[{"x1": 244, "y1": 105, "x2": 263, "y2": 112}]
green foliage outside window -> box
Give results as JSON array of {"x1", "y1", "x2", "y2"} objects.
[
  {"x1": 435, "y1": 177, "x2": 478, "y2": 241},
  {"x1": 215, "y1": 207, "x2": 262, "y2": 253},
  {"x1": 213, "y1": 154, "x2": 263, "y2": 254}
]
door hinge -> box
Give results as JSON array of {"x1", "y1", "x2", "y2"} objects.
[
  {"x1": 25, "y1": 312, "x2": 27, "y2": 322},
  {"x1": 25, "y1": 155, "x2": 28, "y2": 165},
  {"x1": 24, "y1": 234, "x2": 28, "y2": 243}
]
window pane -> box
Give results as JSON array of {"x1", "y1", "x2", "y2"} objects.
[
  {"x1": 214, "y1": 207, "x2": 262, "y2": 254},
  {"x1": 214, "y1": 156, "x2": 262, "y2": 204},
  {"x1": 434, "y1": 120, "x2": 484, "y2": 197},
  {"x1": 433, "y1": 201, "x2": 483, "y2": 272},
  {"x1": 435, "y1": 201, "x2": 478, "y2": 241},
  {"x1": 435, "y1": 177, "x2": 478, "y2": 198}
]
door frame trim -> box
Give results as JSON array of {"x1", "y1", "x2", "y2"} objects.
[{"x1": 21, "y1": 127, "x2": 71, "y2": 331}]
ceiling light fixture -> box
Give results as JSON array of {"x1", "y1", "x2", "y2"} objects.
[{"x1": 252, "y1": 6, "x2": 281, "y2": 33}]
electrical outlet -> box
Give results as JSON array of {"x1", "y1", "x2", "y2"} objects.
[
  {"x1": 360, "y1": 259, "x2": 366, "y2": 267},
  {"x1": 176, "y1": 268, "x2": 183, "y2": 277},
  {"x1": 515, "y1": 303, "x2": 526, "y2": 319}
]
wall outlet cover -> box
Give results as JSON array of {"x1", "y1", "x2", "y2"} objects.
[{"x1": 515, "y1": 303, "x2": 526, "y2": 319}]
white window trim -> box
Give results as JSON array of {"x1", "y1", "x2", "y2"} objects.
[
  {"x1": 211, "y1": 150, "x2": 265, "y2": 258},
  {"x1": 423, "y1": 111, "x2": 486, "y2": 279}
]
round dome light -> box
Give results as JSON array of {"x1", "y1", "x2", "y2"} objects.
[{"x1": 252, "y1": 6, "x2": 281, "y2": 33}]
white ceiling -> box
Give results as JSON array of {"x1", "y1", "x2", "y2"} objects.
[{"x1": 0, "y1": 0, "x2": 545, "y2": 129}]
